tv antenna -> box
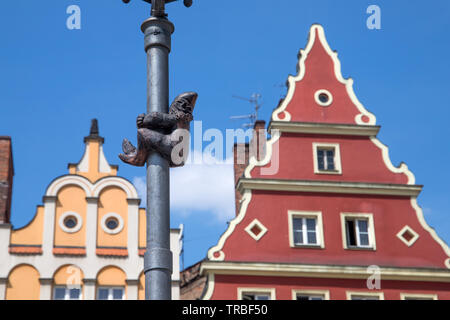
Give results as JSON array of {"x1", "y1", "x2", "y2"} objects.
[{"x1": 230, "y1": 93, "x2": 262, "y2": 128}]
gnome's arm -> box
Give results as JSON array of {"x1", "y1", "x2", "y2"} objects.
[{"x1": 136, "y1": 112, "x2": 177, "y2": 131}]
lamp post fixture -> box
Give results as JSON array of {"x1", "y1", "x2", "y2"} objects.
[{"x1": 119, "y1": 0, "x2": 197, "y2": 300}]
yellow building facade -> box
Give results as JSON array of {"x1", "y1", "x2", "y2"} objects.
[{"x1": 0, "y1": 120, "x2": 181, "y2": 300}]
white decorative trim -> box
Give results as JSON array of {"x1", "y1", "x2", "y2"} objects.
[
  {"x1": 46, "y1": 175, "x2": 138, "y2": 199},
  {"x1": 396, "y1": 225, "x2": 419, "y2": 247},
  {"x1": 98, "y1": 146, "x2": 112, "y2": 173},
  {"x1": 271, "y1": 24, "x2": 376, "y2": 125},
  {"x1": 101, "y1": 213, "x2": 124, "y2": 235},
  {"x1": 346, "y1": 291, "x2": 384, "y2": 300},
  {"x1": 207, "y1": 190, "x2": 252, "y2": 261},
  {"x1": 237, "y1": 287, "x2": 276, "y2": 300},
  {"x1": 77, "y1": 145, "x2": 89, "y2": 172},
  {"x1": 47, "y1": 176, "x2": 92, "y2": 198},
  {"x1": 269, "y1": 121, "x2": 380, "y2": 136},
  {"x1": 244, "y1": 219, "x2": 268, "y2": 241},
  {"x1": 292, "y1": 289, "x2": 330, "y2": 300},
  {"x1": 370, "y1": 137, "x2": 416, "y2": 185},
  {"x1": 201, "y1": 273, "x2": 215, "y2": 300},
  {"x1": 287, "y1": 211, "x2": 324, "y2": 248},
  {"x1": 340, "y1": 213, "x2": 376, "y2": 250},
  {"x1": 314, "y1": 89, "x2": 333, "y2": 107},
  {"x1": 237, "y1": 178, "x2": 422, "y2": 197},
  {"x1": 59, "y1": 211, "x2": 83, "y2": 234},
  {"x1": 93, "y1": 178, "x2": 137, "y2": 199},
  {"x1": 312, "y1": 143, "x2": 342, "y2": 175},
  {"x1": 201, "y1": 261, "x2": 450, "y2": 283},
  {"x1": 410, "y1": 198, "x2": 450, "y2": 265},
  {"x1": 243, "y1": 129, "x2": 281, "y2": 179},
  {"x1": 400, "y1": 293, "x2": 438, "y2": 300}
]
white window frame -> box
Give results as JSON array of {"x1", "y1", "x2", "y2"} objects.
[
  {"x1": 341, "y1": 213, "x2": 376, "y2": 250},
  {"x1": 101, "y1": 212, "x2": 124, "y2": 235},
  {"x1": 59, "y1": 211, "x2": 83, "y2": 234},
  {"x1": 346, "y1": 291, "x2": 384, "y2": 300},
  {"x1": 96, "y1": 286, "x2": 126, "y2": 300},
  {"x1": 400, "y1": 293, "x2": 438, "y2": 300},
  {"x1": 313, "y1": 143, "x2": 342, "y2": 175},
  {"x1": 53, "y1": 285, "x2": 83, "y2": 300},
  {"x1": 288, "y1": 211, "x2": 324, "y2": 248},
  {"x1": 237, "y1": 288, "x2": 276, "y2": 300},
  {"x1": 292, "y1": 289, "x2": 330, "y2": 300}
]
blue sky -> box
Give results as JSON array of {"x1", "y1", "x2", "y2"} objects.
[{"x1": 1, "y1": 0, "x2": 449, "y2": 268}]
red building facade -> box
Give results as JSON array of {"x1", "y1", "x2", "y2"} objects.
[{"x1": 201, "y1": 24, "x2": 450, "y2": 300}]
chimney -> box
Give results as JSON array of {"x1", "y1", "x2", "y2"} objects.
[
  {"x1": 233, "y1": 143, "x2": 249, "y2": 215},
  {"x1": 233, "y1": 120, "x2": 267, "y2": 215},
  {"x1": 250, "y1": 120, "x2": 267, "y2": 162},
  {"x1": 0, "y1": 137, "x2": 14, "y2": 224}
]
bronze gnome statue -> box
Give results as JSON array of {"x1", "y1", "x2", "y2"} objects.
[{"x1": 119, "y1": 92, "x2": 198, "y2": 167}]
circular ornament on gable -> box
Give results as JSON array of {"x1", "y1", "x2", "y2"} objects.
[
  {"x1": 101, "y1": 212, "x2": 124, "y2": 235},
  {"x1": 314, "y1": 89, "x2": 333, "y2": 107},
  {"x1": 59, "y1": 211, "x2": 83, "y2": 233}
]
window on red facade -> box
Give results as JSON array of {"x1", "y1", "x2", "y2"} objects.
[
  {"x1": 296, "y1": 294, "x2": 325, "y2": 300},
  {"x1": 242, "y1": 293, "x2": 270, "y2": 300},
  {"x1": 345, "y1": 218, "x2": 370, "y2": 248},
  {"x1": 293, "y1": 217, "x2": 318, "y2": 246},
  {"x1": 317, "y1": 148, "x2": 335, "y2": 171}
]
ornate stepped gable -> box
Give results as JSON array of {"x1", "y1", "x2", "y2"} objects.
[{"x1": 202, "y1": 24, "x2": 450, "y2": 300}]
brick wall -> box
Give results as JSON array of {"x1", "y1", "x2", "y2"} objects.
[
  {"x1": 233, "y1": 121, "x2": 266, "y2": 216},
  {"x1": 180, "y1": 261, "x2": 207, "y2": 300},
  {"x1": 0, "y1": 137, "x2": 14, "y2": 224}
]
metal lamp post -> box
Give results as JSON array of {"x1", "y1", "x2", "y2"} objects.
[{"x1": 120, "y1": 0, "x2": 196, "y2": 300}]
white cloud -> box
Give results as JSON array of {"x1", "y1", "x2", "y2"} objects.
[{"x1": 133, "y1": 151, "x2": 236, "y2": 222}]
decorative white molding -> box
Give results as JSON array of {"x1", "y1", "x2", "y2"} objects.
[
  {"x1": 237, "y1": 178, "x2": 423, "y2": 197},
  {"x1": 207, "y1": 190, "x2": 253, "y2": 261},
  {"x1": 98, "y1": 145, "x2": 112, "y2": 173},
  {"x1": 314, "y1": 89, "x2": 333, "y2": 107},
  {"x1": 244, "y1": 219, "x2": 268, "y2": 241},
  {"x1": 201, "y1": 261, "x2": 450, "y2": 283},
  {"x1": 410, "y1": 198, "x2": 450, "y2": 263},
  {"x1": 268, "y1": 121, "x2": 380, "y2": 136},
  {"x1": 101, "y1": 213, "x2": 124, "y2": 235},
  {"x1": 396, "y1": 225, "x2": 419, "y2": 247},
  {"x1": 46, "y1": 175, "x2": 138, "y2": 199},
  {"x1": 201, "y1": 273, "x2": 215, "y2": 300},
  {"x1": 59, "y1": 211, "x2": 83, "y2": 234},
  {"x1": 77, "y1": 144, "x2": 90, "y2": 172},
  {"x1": 370, "y1": 137, "x2": 416, "y2": 185}
]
